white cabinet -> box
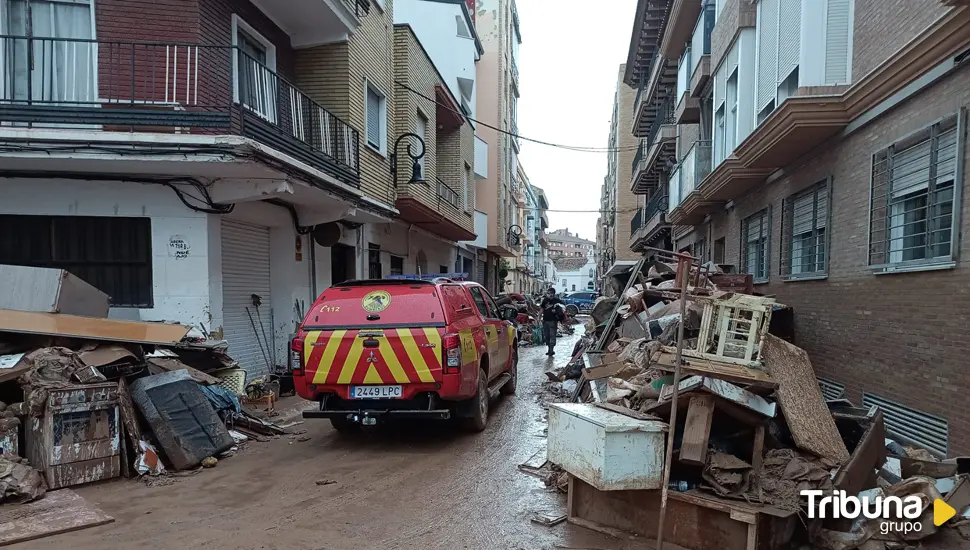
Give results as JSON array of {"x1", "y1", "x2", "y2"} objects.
[{"x1": 547, "y1": 403, "x2": 667, "y2": 491}]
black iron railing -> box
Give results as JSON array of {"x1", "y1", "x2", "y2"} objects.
[
  {"x1": 647, "y1": 89, "x2": 675, "y2": 148},
  {"x1": 0, "y1": 35, "x2": 361, "y2": 186},
  {"x1": 644, "y1": 191, "x2": 669, "y2": 223},
  {"x1": 630, "y1": 208, "x2": 644, "y2": 236},
  {"x1": 343, "y1": 0, "x2": 370, "y2": 16},
  {"x1": 632, "y1": 139, "x2": 646, "y2": 175},
  {"x1": 437, "y1": 178, "x2": 459, "y2": 208}
]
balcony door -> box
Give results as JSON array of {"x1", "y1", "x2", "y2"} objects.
[
  {"x1": 0, "y1": 0, "x2": 96, "y2": 106},
  {"x1": 232, "y1": 15, "x2": 277, "y2": 124}
]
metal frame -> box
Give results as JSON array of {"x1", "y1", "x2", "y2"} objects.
[{"x1": 740, "y1": 206, "x2": 771, "y2": 284}]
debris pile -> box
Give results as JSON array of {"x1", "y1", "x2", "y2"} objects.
[
  {"x1": 0, "y1": 265, "x2": 292, "y2": 542},
  {"x1": 536, "y1": 256, "x2": 970, "y2": 549},
  {"x1": 496, "y1": 292, "x2": 577, "y2": 347}
]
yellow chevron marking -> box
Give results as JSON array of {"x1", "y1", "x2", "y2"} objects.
[
  {"x1": 458, "y1": 329, "x2": 476, "y2": 365},
  {"x1": 337, "y1": 334, "x2": 366, "y2": 384},
  {"x1": 377, "y1": 335, "x2": 411, "y2": 383},
  {"x1": 303, "y1": 331, "x2": 321, "y2": 365},
  {"x1": 422, "y1": 327, "x2": 443, "y2": 371},
  {"x1": 311, "y1": 330, "x2": 346, "y2": 384},
  {"x1": 362, "y1": 364, "x2": 382, "y2": 384},
  {"x1": 395, "y1": 329, "x2": 429, "y2": 382}
]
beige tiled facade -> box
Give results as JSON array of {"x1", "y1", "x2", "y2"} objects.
[
  {"x1": 295, "y1": 0, "x2": 397, "y2": 207},
  {"x1": 613, "y1": 65, "x2": 642, "y2": 262}
]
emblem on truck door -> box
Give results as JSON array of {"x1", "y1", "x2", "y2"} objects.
[{"x1": 366, "y1": 351, "x2": 378, "y2": 363}]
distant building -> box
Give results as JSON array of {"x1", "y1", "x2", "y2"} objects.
[
  {"x1": 553, "y1": 251, "x2": 596, "y2": 293},
  {"x1": 547, "y1": 229, "x2": 595, "y2": 258}
]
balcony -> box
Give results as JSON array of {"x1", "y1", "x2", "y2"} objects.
[
  {"x1": 689, "y1": 4, "x2": 715, "y2": 99},
  {"x1": 659, "y1": 0, "x2": 706, "y2": 60},
  {"x1": 630, "y1": 208, "x2": 644, "y2": 237},
  {"x1": 631, "y1": 192, "x2": 670, "y2": 251},
  {"x1": 511, "y1": 57, "x2": 520, "y2": 94},
  {"x1": 511, "y1": 119, "x2": 520, "y2": 152},
  {"x1": 0, "y1": 36, "x2": 361, "y2": 186},
  {"x1": 667, "y1": 140, "x2": 725, "y2": 224},
  {"x1": 395, "y1": 177, "x2": 475, "y2": 241},
  {"x1": 632, "y1": 56, "x2": 677, "y2": 137},
  {"x1": 252, "y1": 0, "x2": 368, "y2": 48},
  {"x1": 674, "y1": 47, "x2": 701, "y2": 124},
  {"x1": 631, "y1": 92, "x2": 676, "y2": 194}
]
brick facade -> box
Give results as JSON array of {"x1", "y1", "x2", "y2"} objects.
[
  {"x1": 686, "y1": 64, "x2": 970, "y2": 454},
  {"x1": 296, "y1": 1, "x2": 397, "y2": 206},
  {"x1": 615, "y1": 66, "x2": 642, "y2": 261},
  {"x1": 391, "y1": 25, "x2": 474, "y2": 235}
]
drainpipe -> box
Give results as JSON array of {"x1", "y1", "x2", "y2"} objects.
[{"x1": 309, "y1": 233, "x2": 317, "y2": 299}]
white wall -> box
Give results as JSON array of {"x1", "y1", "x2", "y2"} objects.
[
  {"x1": 395, "y1": 0, "x2": 479, "y2": 120},
  {"x1": 459, "y1": 209, "x2": 489, "y2": 249},
  {"x1": 0, "y1": 177, "x2": 212, "y2": 327},
  {"x1": 360, "y1": 221, "x2": 457, "y2": 277},
  {"x1": 556, "y1": 257, "x2": 597, "y2": 294},
  {"x1": 474, "y1": 135, "x2": 489, "y2": 179}
]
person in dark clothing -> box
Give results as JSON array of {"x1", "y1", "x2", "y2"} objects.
[{"x1": 540, "y1": 288, "x2": 564, "y2": 356}]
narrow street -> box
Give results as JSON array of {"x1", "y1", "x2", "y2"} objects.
[{"x1": 16, "y1": 330, "x2": 649, "y2": 550}]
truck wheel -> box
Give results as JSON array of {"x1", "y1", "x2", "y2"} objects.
[
  {"x1": 330, "y1": 416, "x2": 360, "y2": 434},
  {"x1": 500, "y1": 347, "x2": 517, "y2": 396},
  {"x1": 464, "y1": 368, "x2": 489, "y2": 432},
  {"x1": 565, "y1": 304, "x2": 579, "y2": 316}
]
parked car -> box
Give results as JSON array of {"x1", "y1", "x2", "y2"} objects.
[
  {"x1": 561, "y1": 291, "x2": 599, "y2": 315},
  {"x1": 290, "y1": 277, "x2": 518, "y2": 433}
]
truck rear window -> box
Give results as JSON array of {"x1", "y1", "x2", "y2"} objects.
[{"x1": 302, "y1": 283, "x2": 446, "y2": 329}]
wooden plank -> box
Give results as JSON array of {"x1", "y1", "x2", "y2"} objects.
[
  {"x1": 582, "y1": 361, "x2": 628, "y2": 381},
  {"x1": 654, "y1": 349, "x2": 778, "y2": 389},
  {"x1": 0, "y1": 309, "x2": 189, "y2": 345},
  {"x1": 761, "y1": 334, "x2": 849, "y2": 462},
  {"x1": 147, "y1": 358, "x2": 221, "y2": 385},
  {"x1": 594, "y1": 402, "x2": 661, "y2": 421},
  {"x1": 0, "y1": 489, "x2": 114, "y2": 546},
  {"x1": 116, "y1": 379, "x2": 144, "y2": 452},
  {"x1": 833, "y1": 411, "x2": 887, "y2": 495},
  {"x1": 680, "y1": 395, "x2": 715, "y2": 465},
  {"x1": 751, "y1": 425, "x2": 766, "y2": 477}
]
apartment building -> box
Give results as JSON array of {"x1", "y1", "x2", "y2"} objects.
[
  {"x1": 471, "y1": 0, "x2": 522, "y2": 293},
  {"x1": 547, "y1": 229, "x2": 595, "y2": 259},
  {"x1": 0, "y1": 0, "x2": 486, "y2": 379},
  {"x1": 625, "y1": 0, "x2": 970, "y2": 454},
  {"x1": 506, "y1": 163, "x2": 548, "y2": 293}
]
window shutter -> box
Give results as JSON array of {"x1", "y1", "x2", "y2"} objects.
[
  {"x1": 778, "y1": 0, "x2": 801, "y2": 79},
  {"x1": 891, "y1": 138, "x2": 931, "y2": 199},
  {"x1": 714, "y1": 62, "x2": 726, "y2": 109},
  {"x1": 824, "y1": 0, "x2": 851, "y2": 85},
  {"x1": 791, "y1": 192, "x2": 815, "y2": 235},
  {"x1": 366, "y1": 88, "x2": 381, "y2": 145},
  {"x1": 757, "y1": 0, "x2": 778, "y2": 111},
  {"x1": 816, "y1": 184, "x2": 828, "y2": 229},
  {"x1": 936, "y1": 126, "x2": 958, "y2": 184}
]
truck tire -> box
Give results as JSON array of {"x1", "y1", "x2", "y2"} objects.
[
  {"x1": 330, "y1": 417, "x2": 360, "y2": 435},
  {"x1": 565, "y1": 304, "x2": 579, "y2": 316},
  {"x1": 500, "y1": 347, "x2": 517, "y2": 396},
  {"x1": 464, "y1": 368, "x2": 489, "y2": 432}
]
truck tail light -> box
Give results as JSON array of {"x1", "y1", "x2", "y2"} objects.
[
  {"x1": 290, "y1": 337, "x2": 304, "y2": 376},
  {"x1": 442, "y1": 333, "x2": 461, "y2": 374}
]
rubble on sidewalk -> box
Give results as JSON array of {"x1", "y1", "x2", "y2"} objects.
[
  {"x1": 534, "y1": 256, "x2": 970, "y2": 550},
  {"x1": 0, "y1": 264, "x2": 294, "y2": 543}
]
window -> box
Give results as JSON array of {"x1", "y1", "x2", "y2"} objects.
[
  {"x1": 365, "y1": 82, "x2": 386, "y2": 153},
  {"x1": 694, "y1": 238, "x2": 707, "y2": 262},
  {"x1": 741, "y1": 208, "x2": 771, "y2": 282},
  {"x1": 782, "y1": 180, "x2": 829, "y2": 278},
  {"x1": 777, "y1": 67, "x2": 799, "y2": 106},
  {"x1": 232, "y1": 15, "x2": 277, "y2": 123},
  {"x1": 390, "y1": 255, "x2": 404, "y2": 275},
  {"x1": 456, "y1": 15, "x2": 471, "y2": 37},
  {"x1": 869, "y1": 113, "x2": 962, "y2": 270},
  {"x1": 368, "y1": 243, "x2": 382, "y2": 279},
  {"x1": 726, "y1": 70, "x2": 738, "y2": 152},
  {"x1": 469, "y1": 287, "x2": 492, "y2": 318},
  {"x1": 757, "y1": 100, "x2": 775, "y2": 126},
  {"x1": 588, "y1": 268, "x2": 594, "y2": 277},
  {"x1": 415, "y1": 110, "x2": 428, "y2": 172},
  {"x1": 714, "y1": 237, "x2": 726, "y2": 264},
  {"x1": 571, "y1": 284, "x2": 576, "y2": 291},
  {"x1": 714, "y1": 105, "x2": 726, "y2": 164},
  {"x1": 561, "y1": 279, "x2": 566, "y2": 286},
  {"x1": 482, "y1": 290, "x2": 501, "y2": 317},
  {"x1": 0, "y1": 215, "x2": 153, "y2": 307},
  {"x1": 440, "y1": 265, "x2": 448, "y2": 274}
]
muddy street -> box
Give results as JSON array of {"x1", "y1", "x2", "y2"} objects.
[{"x1": 15, "y1": 330, "x2": 650, "y2": 550}]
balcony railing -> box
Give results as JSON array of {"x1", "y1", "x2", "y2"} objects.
[
  {"x1": 644, "y1": 192, "x2": 668, "y2": 224},
  {"x1": 677, "y1": 47, "x2": 692, "y2": 100},
  {"x1": 0, "y1": 36, "x2": 360, "y2": 186},
  {"x1": 690, "y1": 3, "x2": 715, "y2": 79},
  {"x1": 631, "y1": 207, "x2": 644, "y2": 237},
  {"x1": 342, "y1": 0, "x2": 371, "y2": 16},
  {"x1": 670, "y1": 140, "x2": 713, "y2": 209},
  {"x1": 511, "y1": 57, "x2": 519, "y2": 87},
  {"x1": 437, "y1": 178, "x2": 460, "y2": 208},
  {"x1": 647, "y1": 90, "x2": 675, "y2": 148},
  {"x1": 632, "y1": 139, "x2": 647, "y2": 175}
]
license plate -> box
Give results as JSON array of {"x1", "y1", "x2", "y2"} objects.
[{"x1": 350, "y1": 385, "x2": 402, "y2": 399}]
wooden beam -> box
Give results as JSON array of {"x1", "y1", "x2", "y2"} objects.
[
  {"x1": 680, "y1": 395, "x2": 715, "y2": 465},
  {"x1": 751, "y1": 425, "x2": 766, "y2": 477}
]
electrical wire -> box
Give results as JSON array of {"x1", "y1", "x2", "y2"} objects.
[{"x1": 393, "y1": 80, "x2": 644, "y2": 153}]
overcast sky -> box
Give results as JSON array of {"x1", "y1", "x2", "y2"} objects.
[{"x1": 516, "y1": 0, "x2": 638, "y2": 243}]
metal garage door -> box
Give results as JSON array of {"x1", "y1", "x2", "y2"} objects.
[
  {"x1": 476, "y1": 259, "x2": 486, "y2": 285},
  {"x1": 221, "y1": 219, "x2": 272, "y2": 379}
]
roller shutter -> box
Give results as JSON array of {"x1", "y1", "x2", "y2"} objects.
[{"x1": 221, "y1": 219, "x2": 272, "y2": 379}]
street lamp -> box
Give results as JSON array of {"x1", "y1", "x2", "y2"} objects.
[{"x1": 390, "y1": 132, "x2": 426, "y2": 185}]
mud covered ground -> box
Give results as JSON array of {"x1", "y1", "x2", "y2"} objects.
[{"x1": 15, "y1": 330, "x2": 654, "y2": 550}]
